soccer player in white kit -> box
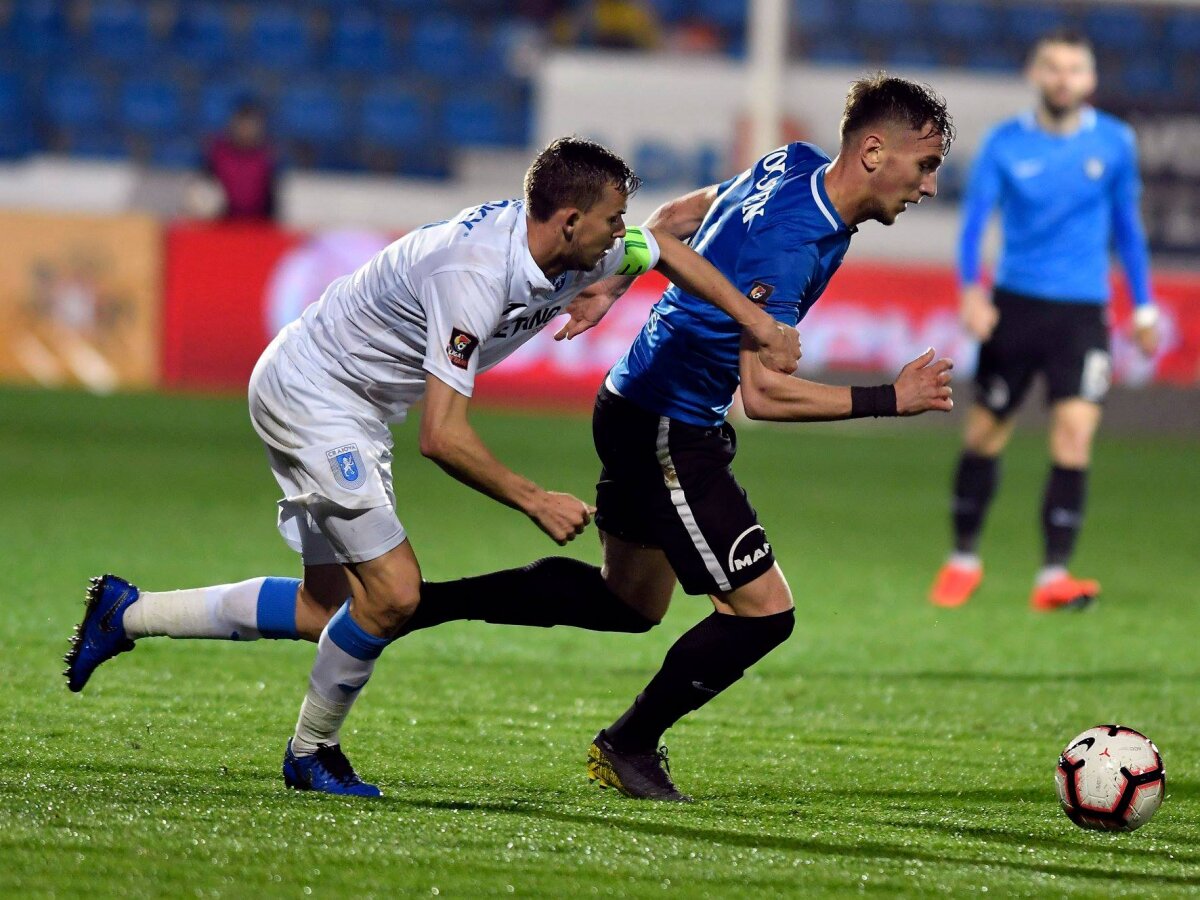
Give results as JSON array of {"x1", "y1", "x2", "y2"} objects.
[{"x1": 65, "y1": 138, "x2": 801, "y2": 796}]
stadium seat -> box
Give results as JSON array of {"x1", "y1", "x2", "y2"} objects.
[
  {"x1": 645, "y1": 0, "x2": 690, "y2": 25},
  {"x1": 44, "y1": 73, "x2": 109, "y2": 131},
  {"x1": 964, "y1": 45, "x2": 1021, "y2": 72},
  {"x1": 246, "y1": 7, "x2": 316, "y2": 72},
  {"x1": 850, "y1": 0, "x2": 919, "y2": 39},
  {"x1": 1122, "y1": 59, "x2": 1175, "y2": 98},
  {"x1": 0, "y1": 71, "x2": 25, "y2": 124},
  {"x1": 276, "y1": 83, "x2": 346, "y2": 144},
  {"x1": 696, "y1": 0, "x2": 747, "y2": 30},
  {"x1": 12, "y1": 0, "x2": 70, "y2": 60},
  {"x1": 408, "y1": 15, "x2": 476, "y2": 79},
  {"x1": 804, "y1": 37, "x2": 866, "y2": 66},
  {"x1": 330, "y1": 10, "x2": 393, "y2": 74},
  {"x1": 173, "y1": 4, "x2": 235, "y2": 69},
  {"x1": 792, "y1": 0, "x2": 837, "y2": 37},
  {"x1": 1164, "y1": 10, "x2": 1200, "y2": 51},
  {"x1": 120, "y1": 77, "x2": 184, "y2": 134},
  {"x1": 152, "y1": 135, "x2": 203, "y2": 169},
  {"x1": 88, "y1": 0, "x2": 154, "y2": 67},
  {"x1": 360, "y1": 85, "x2": 434, "y2": 149},
  {"x1": 198, "y1": 81, "x2": 258, "y2": 134},
  {"x1": 484, "y1": 20, "x2": 541, "y2": 79},
  {"x1": 1003, "y1": 5, "x2": 1070, "y2": 46},
  {"x1": 1085, "y1": 7, "x2": 1155, "y2": 53},
  {"x1": 886, "y1": 44, "x2": 939, "y2": 70},
  {"x1": 442, "y1": 91, "x2": 525, "y2": 148},
  {"x1": 69, "y1": 129, "x2": 128, "y2": 161},
  {"x1": 929, "y1": 0, "x2": 998, "y2": 43}
]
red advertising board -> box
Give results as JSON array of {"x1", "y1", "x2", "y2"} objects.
[{"x1": 160, "y1": 223, "x2": 1200, "y2": 404}]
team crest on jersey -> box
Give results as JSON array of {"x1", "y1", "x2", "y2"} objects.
[
  {"x1": 327, "y1": 444, "x2": 366, "y2": 490},
  {"x1": 748, "y1": 282, "x2": 775, "y2": 305},
  {"x1": 446, "y1": 328, "x2": 479, "y2": 370},
  {"x1": 1085, "y1": 157, "x2": 1105, "y2": 180}
]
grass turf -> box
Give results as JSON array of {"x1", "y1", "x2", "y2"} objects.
[{"x1": 1, "y1": 386, "x2": 1197, "y2": 898}]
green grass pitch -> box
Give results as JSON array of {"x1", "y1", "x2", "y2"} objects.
[{"x1": 1, "y1": 386, "x2": 1197, "y2": 897}]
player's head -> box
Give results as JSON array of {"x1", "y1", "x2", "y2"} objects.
[
  {"x1": 839, "y1": 73, "x2": 954, "y2": 226},
  {"x1": 229, "y1": 100, "x2": 267, "y2": 148},
  {"x1": 1027, "y1": 31, "x2": 1096, "y2": 118},
  {"x1": 524, "y1": 137, "x2": 641, "y2": 270}
]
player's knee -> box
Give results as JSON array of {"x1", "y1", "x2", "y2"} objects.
[
  {"x1": 356, "y1": 583, "x2": 421, "y2": 637},
  {"x1": 1050, "y1": 423, "x2": 1095, "y2": 466}
]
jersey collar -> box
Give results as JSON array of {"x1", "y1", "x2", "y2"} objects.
[
  {"x1": 515, "y1": 208, "x2": 556, "y2": 293},
  {"x1": 811, "y1": 163, "x2": 853, "y2": 234},
  {"x1": 1021, "y1": 105, "x2": 1098, "y2": 136}
]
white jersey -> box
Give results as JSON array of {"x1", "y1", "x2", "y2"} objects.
[{"x1": 270, "y1": 198, "x2": 660, "y2": 422}]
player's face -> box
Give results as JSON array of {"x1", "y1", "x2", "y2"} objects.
[
  {"x1": 570, "y1": 183, "x2": 628, "y2": 270},
  {"x1": 869, "y1": 125, "x2": 944, "y2": 226},
  {"x1": 1029, "y1": 42, "x2": 1096, "y2": 118}
]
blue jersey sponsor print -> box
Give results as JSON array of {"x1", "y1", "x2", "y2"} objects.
[{"x1": 608, "y1": 142, "x2": 854, "y2": 426}]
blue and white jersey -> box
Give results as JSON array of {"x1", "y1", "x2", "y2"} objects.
[
  {"x1": 607, "y1": 142, "x2": 854, "y2": 427},
  {"x1": 959, "y1": 107, "x2": 1152, "y2": 307}
]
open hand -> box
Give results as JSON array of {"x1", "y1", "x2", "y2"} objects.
[
  {"x1": 894, "y1": 348, "x2": 954, "y2": 415},
  {"x1": 554, "y1": 284, "x2": 621, "y2": 341}
]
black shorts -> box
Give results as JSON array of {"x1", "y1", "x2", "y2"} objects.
[
  {"x1": 974, "y1": 287, "x2": 1112, "y2": 418},
  {"x1": 592, "y1": 385, "x2": 774, "y2": 596}
]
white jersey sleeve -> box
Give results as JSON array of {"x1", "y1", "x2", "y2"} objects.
[{"x1": 420, "y1": 268, "x2": 506, "y2": 397}]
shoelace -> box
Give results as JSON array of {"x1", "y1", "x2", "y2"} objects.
[
  {"x1": 655, "y1": 746, "x2": 671, "y2": 777},
  {"x1": 314, "y1": 745, "x2": 364, "y2": 786}
]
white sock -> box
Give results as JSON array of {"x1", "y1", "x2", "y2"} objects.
[
  {"x1": 1036, "y1": 565, "x2": 1068, "y2": 587},
  {"x1": 291, "y1": 620, "x2": 381, "y2": 755},
  {"x1": 124, "y1": 577, "x2": 272, "y2": 640},
  {"x1": 949, "y1": 552, "x2": 982, "y2": 571}
]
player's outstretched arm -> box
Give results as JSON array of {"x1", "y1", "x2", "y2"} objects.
[
  {"x1": 420, "y1": 374, "x2": 592, "y2": 545},
  {"x1": 652, "y1": 228, "x2": 800, "y2": 375},
  {"x1": 739, "y1": 342, "x2": 954, "y2": 422}
]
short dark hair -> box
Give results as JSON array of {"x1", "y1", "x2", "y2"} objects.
[
  {"x1": 1028, "y1": 29, "x2": 1094, "y2": 64},
  {"x1": 524, "y1": 137, "x2": 641, "y2": 222},
  {"x1": 839, "y1": 72, "x2": 955, "y2": 156}
]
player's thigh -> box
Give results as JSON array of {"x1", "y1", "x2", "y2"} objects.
[
  {"x1": 599, "y1": 529, "x2": 676, "y2": 623},
  {"x1": 713, "y1": 563, "x2": 794, "y2": 618},
  {"x1": 1045, "y1": 303, "x2": 1111, "y2": 409},
  {"x1": 973, "y1": 290, "x2": 1041, "y2": 419},
  {"x1": 341, "y1": 539, "x2": 424, "y2": 638},
  {"x1": 1049, "y1": 398, "x2": 1103, "y2": 468},
  {"x1": 963, "y1": 403, "x2": 1015, "y2": 457}
]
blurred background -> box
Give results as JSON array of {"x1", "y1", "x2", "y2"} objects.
[{"x1": 0, "y1": 0, "x2": 1197, "y2": 426}]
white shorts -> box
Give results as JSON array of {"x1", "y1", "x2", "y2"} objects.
[{"x1": 248, "y1": 338, "x2": 407, "y2": 566}]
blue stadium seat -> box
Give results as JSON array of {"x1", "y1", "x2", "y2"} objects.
[
  {"x1": 887, "y1": 44, "x2": 939, "y2": 70},
  {"x1": 850, "y1": 0, "x2": 919, "y2": 39},
  {"x1": 408, "y1": 15, "x2": 475, "y2": 79},
  {"x1": 12, "y1": 0, "x2": 70, "y2": 60},
  {"x1": 330, "y1": 10, "x2": 392, "y2": 74},
  {"x1": 1085, "y1": 7, "x2": 1155, "y2": 52},
  {"x1": 805, "y1": 37, "x2": 866, "y2": 66},
  {"x1": 0, "y1": 71, "x2": 26, "y2": 124},
  {"x1": 247, "y1": 7, "x2": 316, "y2": 71},
  {"x1": 1121, "y1": 59, "x2": 1175, "y2": 98},
  {"x1": 792, "y1": 0, "x2": 837, "y2": 36},
  {"x1": 120, "y1": 77, "x2": 184, "y2": 134},
  {"x1": 360, "y1": 85, "x2": 434, "y2": 149},
  {"x1": 198, "y1": 81, "x2": 257, "y2": 133},
  {"x1": 152, "y1": 135, "x2": 203, "y2": 169},
  {"x1": 173, "y1": 4, "x2": 235, "y2": 69},
  {"x1": 0, "y1": 122, "x2": 37, "y2": 159},
  {"x1": 70, "y1": 129, "x2": 128, "y2": 161},
  {"x1": 484, "y1": 20, "x2": 540, "y2": 78},
  {"x1": 442, "y1": 92, "x2": 524, "y2": 148},
  {"x1": 645, "y1": 0, "x2": 690, "y2": 25},
  {"x1": 929, "y1": 0, "x2": 998, "y2": 43},
  {"x1": 965, "y1": 44, "x2": 1021, "y2": 72},
  {"x1": 696, "y1": 0, "x2": 746, "y2": 30},
  {"x1": 1164, "y1": 11, "x2": 1200, "y2": 51},
  {"x1": 89, "y1": 0, "x2": 154, "y2": 67},
  {"x1": 44, "y1": 73, "x2": 108, "y2": 130},
  {"x1": 276, "y1": 83, "x2": 345, "y2": 144},
  {"x1": 1003, "y1": 5, "x2": 1070, "y2": 46}
]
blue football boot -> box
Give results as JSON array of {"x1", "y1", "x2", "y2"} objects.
[
  {"x1": 282, "y1": 739, "x2": 382, "y2": 797},
  {"x1": 64, "y1": 574, "x2": 139, "y2": 692}
]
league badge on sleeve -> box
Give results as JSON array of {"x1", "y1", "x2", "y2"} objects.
[
  {"x1": 446, "y1": 328, "x2": 479, "y2": 370},
  {"x1": 327, "y1": 444, "x2": 366, "y2": 490},
  {"x1": 748, "y1": 282, "x2": 775, "y2": 305}
]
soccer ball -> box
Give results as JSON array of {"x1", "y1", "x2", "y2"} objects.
[{"x1": 1055, "y1": 725, "x2": 1166, "y2": 832}]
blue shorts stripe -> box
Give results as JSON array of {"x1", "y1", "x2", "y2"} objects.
[{"x1": 256, "y1": 577, "x2": 300, "y2": 639}]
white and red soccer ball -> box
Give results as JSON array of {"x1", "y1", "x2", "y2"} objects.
[{"x1": 1055, "y1": 725, "x2": 1166, "y2": 832}]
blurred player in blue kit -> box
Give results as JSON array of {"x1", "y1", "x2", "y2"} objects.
[{"x1": 929, "y1": 32, "x2": 1161, "y2": 612}]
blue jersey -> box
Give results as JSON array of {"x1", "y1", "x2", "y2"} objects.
[
  {"x1": 959, "y1": 107, "x2": 1152, "y2": 307},
  {"x1": 608, "y1": 143, "x2": 854, "y2": 426}
]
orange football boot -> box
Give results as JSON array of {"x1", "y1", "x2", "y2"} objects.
[
  {"x1": 1030, "y1": 573, "x2": 1100, "y2": 611},
  {"x1": 929, "y1": 562, "x2": 983, "y2": 608}
]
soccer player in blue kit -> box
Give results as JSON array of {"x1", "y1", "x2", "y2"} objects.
[{"x1": 929, "y1": 33, "x2": 1161, "y2": 612}]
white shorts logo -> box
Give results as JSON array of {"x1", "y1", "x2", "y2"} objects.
[
  {"x1": 986, "y1": 376, "x2": 1010, "y2": 411},
  {"x1": 727, "y1": 525, "x2": 771, "y2": 574},
  {"x1": 327, "y1": 444, "x2": 366, "y2": 490}
]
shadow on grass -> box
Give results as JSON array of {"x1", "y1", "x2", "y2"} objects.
[{"x1": 375, "y1": 795, "x2": 1200, "y2": 888}]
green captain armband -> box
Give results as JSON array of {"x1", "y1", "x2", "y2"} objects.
[{"x1": 617, "y1": 226, "x2": 654, "y2": 277}]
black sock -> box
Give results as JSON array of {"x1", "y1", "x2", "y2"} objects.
[
  {"x1": 952, "y1": 452, "x2": 1000, "y2": 554},
  {"x1": 403, "y1": 557, "x2": 656, "y2": 635},
  {"x1": 605, "y1": 609, "x2": 796, "y2": 753},
  {"x1": 1042, "y1": 465, "x2": 1088, "y2": 567}
]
